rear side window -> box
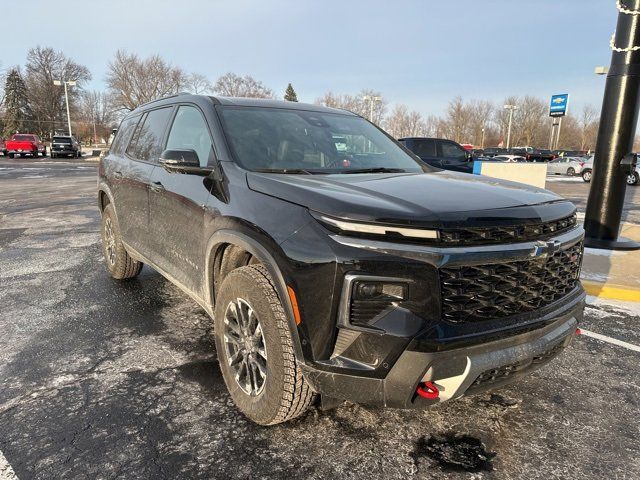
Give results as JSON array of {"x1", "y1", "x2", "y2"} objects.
[
  {"x1": 411, "y1": 139, "x2": 437, "y2": 157},
  {"x1": 126, "y1": 107, "x2": 173, "y2": 162},
  {"x1": 110, "y1": 115, "x2": 140, "y2": 156},
  {"x1": 165, "y1": 106, "x2": 213, "y2": 167}
]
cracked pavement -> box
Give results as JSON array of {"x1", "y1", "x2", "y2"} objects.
[{"x1": 0, "y1": 158, "x2": 638, "y2": 479}]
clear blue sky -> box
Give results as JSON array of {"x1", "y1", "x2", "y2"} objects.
[{"x1": 8, "y1": 0, "x2": 616, "y2": 116}]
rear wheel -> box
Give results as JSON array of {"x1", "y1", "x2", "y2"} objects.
[
  {"x1": 567, "y1": 167, "x2": 575, "y2": 176},
  {"x1": 627, "y1": 172, "x2": 639, "y2": 186},
  {"x1": 582, "y1": 170, "x2": 592, "y2": 183},
  {"x1": 100, "y1": 204, "x2": 143, "y2": 279},
  {"x1": 8, "y1": 153, "x2": 14, "y2": 159},
  {"x1": 214, "y1": 265, "x2": 314, "y2": 425}
]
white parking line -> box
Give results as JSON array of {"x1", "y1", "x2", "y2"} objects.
[
  {"x1": 579, "y1": 328, "x2": 640, "y2": 353},
  {"x1": 0, "y1": 449, "x2": 18, "y2": 480}
]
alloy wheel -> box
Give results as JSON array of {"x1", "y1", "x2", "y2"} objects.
[
  {"x1": 104, "y1": 217, "x2": 116, "y2": 266},
  {"x1": 223, "y1": 298, "x2": 267, "y2": 396}
]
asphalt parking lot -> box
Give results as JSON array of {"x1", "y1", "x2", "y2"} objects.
[{"x1": 1, "y1": 157, "x2": 639, "y2": 479}]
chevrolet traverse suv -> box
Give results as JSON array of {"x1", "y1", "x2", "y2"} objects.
[{"x1": 99, "y1": 94, "x2": 585, "y2": 425}]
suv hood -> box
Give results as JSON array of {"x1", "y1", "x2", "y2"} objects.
[{"x1": 246, "y1": 171, "x2": 573, "y2": 227}]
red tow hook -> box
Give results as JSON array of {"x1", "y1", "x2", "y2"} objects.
[{"x1": 416, "y1": 381, "x2": 439, "y2": 400}]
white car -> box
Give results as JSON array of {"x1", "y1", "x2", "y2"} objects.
[
  {"x1": 493, "y1": 155, "x2": 526, "y2": 163},
  {"x1": 547, "y1": 157, "x2": 586, "y2": 176},
  {"x1": 628, "y1": 164, "x2": 640, "y2": 186}
]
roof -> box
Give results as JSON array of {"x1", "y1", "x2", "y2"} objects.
[{"x1": 131, "y1": 93, "x2": 354, "y2": 116}]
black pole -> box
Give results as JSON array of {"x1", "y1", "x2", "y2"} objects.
[{"x1": 584, "y1": 0, "x2": 640, "y2": 250}]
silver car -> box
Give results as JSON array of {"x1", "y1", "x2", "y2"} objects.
[{"x1": 547, "y1": 157, "x2": 586, "y2": 176}]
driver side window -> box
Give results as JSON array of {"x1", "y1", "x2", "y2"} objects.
[
  {"x1": 440, "y1": 141, "x2": 466, "y2": 160},
  {"x1": 165, "y1": 106, "x2": 213, "y2": 167}
]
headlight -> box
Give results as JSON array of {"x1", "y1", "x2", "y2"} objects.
[{"x1": 312, "y1": 212, "x2": 439, "y2": 241}]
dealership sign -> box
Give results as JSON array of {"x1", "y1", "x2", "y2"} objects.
[{"x1": 549, "y1": 94, "x2": 569, "y2": 117}]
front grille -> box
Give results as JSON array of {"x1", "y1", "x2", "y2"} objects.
[
  {"x1": 440, "y1": 214, "x2": 578, "y2": 246},
  {"x1": 440, "y1": 242, "x2": 583, "y2": 323}
]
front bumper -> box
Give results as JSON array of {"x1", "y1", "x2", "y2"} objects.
[{"x1": 302, "y1": 297, "x2": 583, "y2": 408}]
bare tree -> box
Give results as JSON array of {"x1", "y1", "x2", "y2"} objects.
[
  {"x1": 213, "y1": 73, "x2": 274, "y2": 98},
  {"x1": 384, "y1": 104, "x2": 426, "y2": 138},
  {"x1": 186, "y1": 73, "x2": 212, "y2": 95},
  {"x1": 578, "y1": 105, "x2": 599, "y2": 151},
  {"x1": 106, "y1": 50, "x2": 186, "y2": 112},
  {"x1": 76, "y1": 90, "x2": 116, "y2": 144},
  {"x1": 315, "y1": 89, "x2": 387, "y2": 125},
  {"x1": 24, "y1": 46, "x2": 91, "y2": 137}
]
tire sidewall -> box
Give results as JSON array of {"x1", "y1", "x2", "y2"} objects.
[
  {"x1": 583, "y1": 170, "x2": 592, "y2": 182},
  {"x1": 101, "y1": 204, "x2": 124, "y2": 276},
  {"x1": 214, "y1": 268, "x2": 290, "y2": 425},
  {"x1": 567, "y1": 167, "x2": 575, "y2": 176}
]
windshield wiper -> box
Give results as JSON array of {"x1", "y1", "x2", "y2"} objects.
[
  {"x1": 338, "y1": 167, "x2": 407, "y2": 174},
  {"x1": 254, "y1": 168, "x2": 324, "y2": 175}
]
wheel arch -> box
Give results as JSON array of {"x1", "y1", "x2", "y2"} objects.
[{"x1": 205, "y1": 229, "x2": 306, "y2": 364}]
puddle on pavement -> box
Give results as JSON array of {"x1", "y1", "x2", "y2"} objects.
[{"x1": 412, "y1": 433, "x2": 496, "y2": 473}]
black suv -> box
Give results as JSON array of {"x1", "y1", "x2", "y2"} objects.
[
  {"x1": 398, "y1": 137, "x2": 473, "y2": 173},
  {"x1": 51, "y1": 135, "x2": 82, "y2": 158},
  {"x1": 98, "y1": 95, "x2": 585, "y2": 425}
]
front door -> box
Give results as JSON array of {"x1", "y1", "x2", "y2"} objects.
[{"x1": 148, "y1": 104, "x2": 215, "y2": 296}]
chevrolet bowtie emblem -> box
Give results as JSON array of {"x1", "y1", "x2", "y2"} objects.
[{"x1": 531, "y1": 240, "x2": 562, "y2": 259}]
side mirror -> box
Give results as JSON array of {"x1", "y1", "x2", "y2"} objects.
[
  {"x1": 159, "y1": 149, "x2": 213, "y2": 176},
  {"x1": 620, "y1": 153, "x2": 638, "y2": 175}
]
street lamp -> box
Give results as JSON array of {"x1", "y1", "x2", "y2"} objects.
[
  {"x1": 595, "y1": 66, "x2": 609, "y2": 76},
  {"x1": 503, "y1": 104, "x2": 518, "y2": 149},
  {"x1": 53, "y1": 79, "x2": 77, "y2": 136},
  {"x1": 481, "y1": 126, "x2": 486, "y2": 149},
  {"x1": 362, "y1": 95, "x2": 382, "y2": 123}
]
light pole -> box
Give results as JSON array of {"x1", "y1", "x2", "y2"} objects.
[
  {"x1": 504, "y1": 104, "x2": 518, "y2": 149},
  {"x1": 362, "y1": 95, "x2": 382, "y2": 123},
  {"x1": 53, "y1": 79, "x2": 76, "y2": 136},
  {"x1": 481, "y1": 126, "x2": 486, "y2": 149}
]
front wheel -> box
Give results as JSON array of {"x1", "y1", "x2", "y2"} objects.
[
  {"x1": 567, "y1": 167, "x2": 575, "y2": 176},
  {"x1": 214, "y1": 265, "x2": 315, "y2": 425},
  {"x1": 100, "y1": 204, "x2": 143, "y2": 279},
  {"x1": 627, "y1": 172, "x2": 639, "y2": 186},
  {"x1": 583, "y1": 170, "x2": 592, "y2": 183}
]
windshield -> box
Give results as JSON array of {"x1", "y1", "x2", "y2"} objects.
[
  {"x1": 13, "y1": 135, "x2": 34, "y2": 141},
  {"x1": 218, "y1": 106, "x2": 424, "y2": 174}
]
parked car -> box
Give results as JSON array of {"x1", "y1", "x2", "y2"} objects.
[
  {"x1": 482, "y1": 147, "x2": 509, "y2": 158},
  {"x1": 628, "y1": 164, "x2": 640, "y2": 186},
  {"x1": 99, "y1": 94, "x2": 585, "y2": 425},
  {"x1": 492, "y1": 155, "x2": 527, "y2": 163},
  {"x1": 554, "y1": 150, "x2": 589, "y2": 158},
  {"x1": 0, "y1": 138, "x2": 6, "y2": 156},
  {"x1": 471, "y1": 148, "x2": 485, "y2": 159},
  {"x1": 513, "y1": 146, "x2": 534, "y2": 154},
  {"x1": 526, "y1": 149, "x2": 557, "y2": 162},
  {"x1": 581, "y1": 157, "x2": 594, "y2": 182},
  {"x1": 398, "y1": 137, "x2": 473, "y2": 173},
  {"x1": 547, "y1": 157, "x2": 586, "y2": 176},
  {"x1": 5, "y1": 134, "x2": 46, "y2": 158},
  {"x1": 51, "y1": 135, "x2": 82, "y2": 158}
]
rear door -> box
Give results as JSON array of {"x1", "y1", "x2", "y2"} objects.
[
  {"x1": 117, "y1": 106, "x2": 174, "y2": 254},
  {"x1": 148, "y1": 104, "x2": 216, "y2": 295}
]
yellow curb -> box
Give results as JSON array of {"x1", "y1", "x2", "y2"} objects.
[{"x1": 581, "y1": 280, "x2": 640, "y2": 302}]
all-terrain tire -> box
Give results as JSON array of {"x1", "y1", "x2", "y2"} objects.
[
  {"x1": 214, "y1": 264, "x2": 315, "y2": 425},
  {"x1": 100, "y1": 204, "x2": 143, "y2": 279}
]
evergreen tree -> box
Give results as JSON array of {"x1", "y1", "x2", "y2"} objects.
[
  {"x1": 3, "y1": 68, "x2": 31, "y2": 135},
  {"x1": 284, "y1": 83, "x2": 298, "y2": 102}
]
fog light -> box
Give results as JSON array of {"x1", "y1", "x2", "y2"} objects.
[{"x1": 353, "y1": 281, "x2": 407, "y2": 301}]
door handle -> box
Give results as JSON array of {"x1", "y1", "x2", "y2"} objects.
[
  {"x1": 150, "y1": 181, "x2": 165, "y2": 193},
  {"x1": 113, "y1": 171, "x2": 123, "y2": 179}
]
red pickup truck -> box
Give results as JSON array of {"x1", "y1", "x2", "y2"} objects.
[{"x1": 5, "y1": 134, "x2": 47, "y2": 158}]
